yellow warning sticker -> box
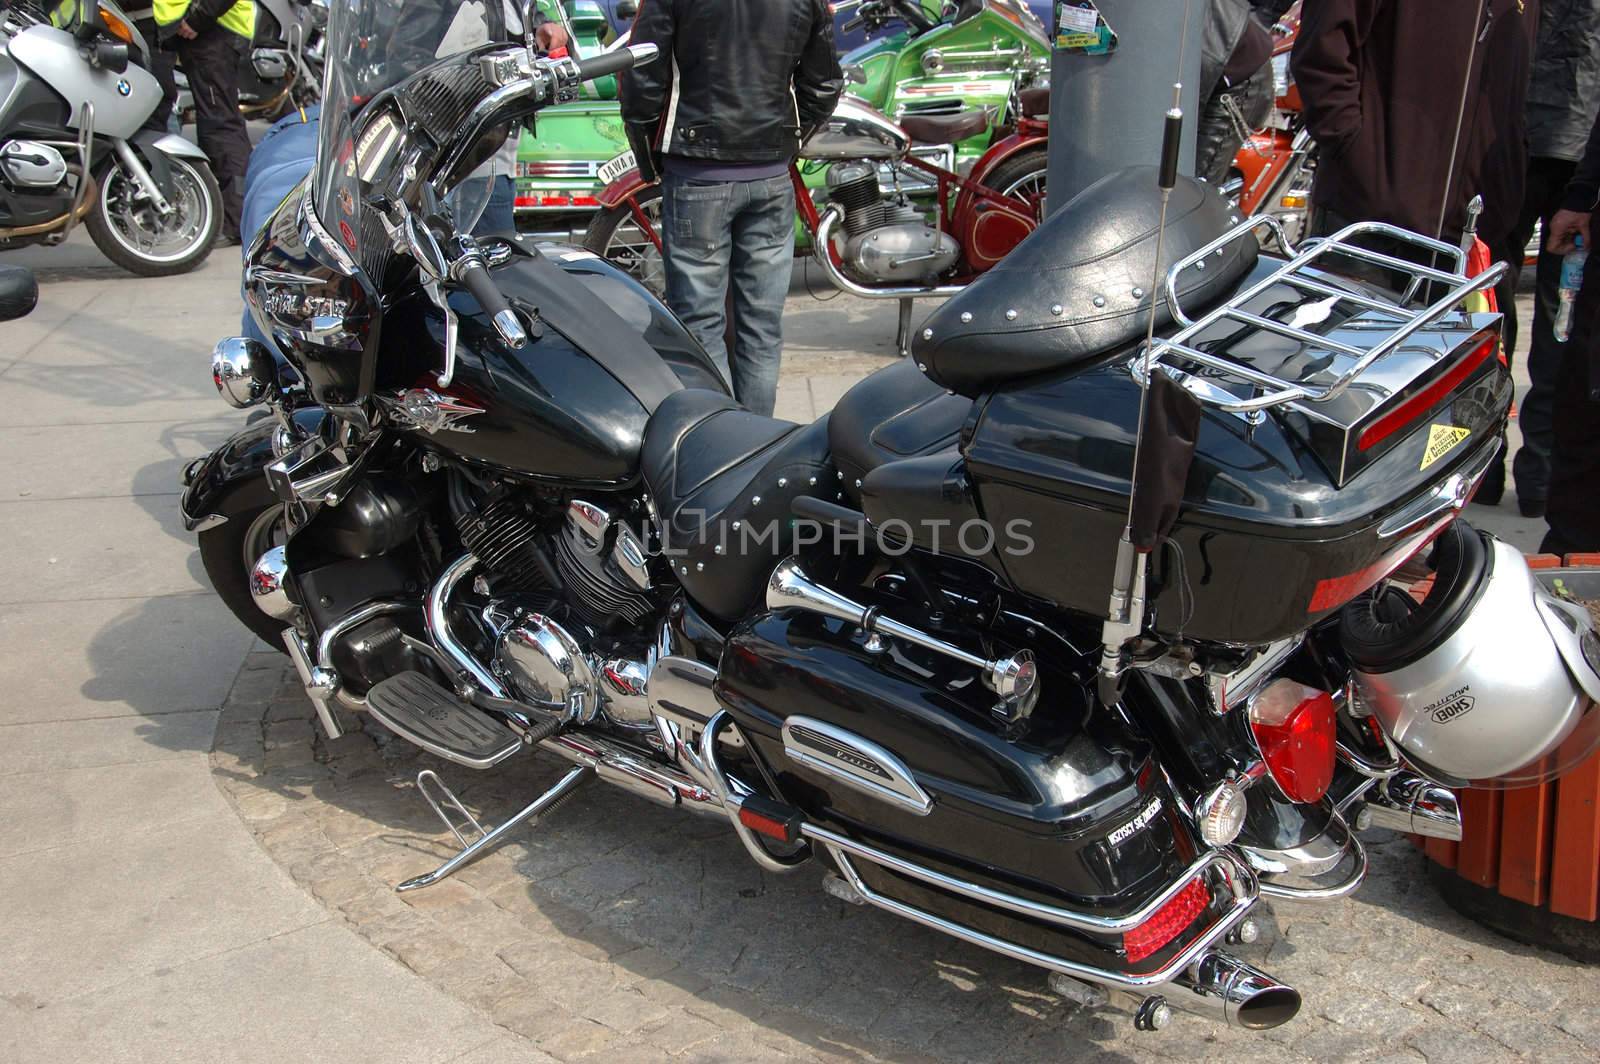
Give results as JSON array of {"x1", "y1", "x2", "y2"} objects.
[{"x1": 1420, "y1": 424, "x2": 1472, "y2": 470}]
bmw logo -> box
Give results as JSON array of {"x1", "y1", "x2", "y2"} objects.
[{"x1": 116, "y1": 79, "x2": 131, "y2": 97}]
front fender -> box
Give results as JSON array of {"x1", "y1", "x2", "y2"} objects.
[
  {"x1": 128, "y1": 129, "x2": 209, "y2": 200},
  {"x1": 180, "y1": 408, "x2": 325, "y2": 531}
]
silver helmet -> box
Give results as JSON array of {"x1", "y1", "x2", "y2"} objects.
[{"x1": 1340, "y1": 523, "x2": 1600, "y2": 787}]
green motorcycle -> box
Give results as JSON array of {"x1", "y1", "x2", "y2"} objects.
[{"x1": 516, "y1": 0, "x2": 1050, "y2": 239}]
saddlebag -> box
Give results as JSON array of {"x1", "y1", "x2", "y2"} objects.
[{"x1": 715, "y1": 610, "x2": 1241, "y2": 976}]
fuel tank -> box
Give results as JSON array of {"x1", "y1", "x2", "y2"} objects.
[
  {"x1": 378, "y1": 241, "x2": 728, "y2": 486},
  {"x1": 716, "y1": 610, "x2": 1234, "y2": 976}
]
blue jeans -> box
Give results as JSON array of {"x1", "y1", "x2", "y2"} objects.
[
  {"x1": 474, "y1": 174, "x2": 517, "y2": 236},
  {"x1": 661, "y1": 172, "x2": 795, "y2": 417}
]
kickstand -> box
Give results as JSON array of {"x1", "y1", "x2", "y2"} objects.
[
  {"x1": 895, "y1": 297, "x2": 915, "y2": 360},
  {"x1": 397, "y1": 764, "x2": 594, "y2": 892}
]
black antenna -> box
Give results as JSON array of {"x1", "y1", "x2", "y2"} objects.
[{"x1": 1098, "y1": 0, "x2": 1194, "y2": 706}]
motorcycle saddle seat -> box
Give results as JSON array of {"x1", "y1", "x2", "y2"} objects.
[
  {"x1": 641, "y1": 389, "x2": 834, "y2": 619},
  {"x1": 913, "y1": 166, "x2": 1257, "y2": 397},
  {"x1": 899, "y1": 108, "x2": 991, "y2": 146},
  {"x1": 828, "y1": 359, "x2": 970, "y2": 505},
  {"x1": 1018, "y1": 87, "x2": 1049, "y2": 118}
]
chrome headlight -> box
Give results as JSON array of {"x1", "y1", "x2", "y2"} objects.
[{"x1": 211, "y1": 336, "x2": 277, "y2": 409}]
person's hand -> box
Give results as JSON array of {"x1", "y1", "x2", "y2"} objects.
[
  {"x1": 177, "y1": 20, "x2": 197, "y2": 40},
  {"x1": 536, "y1": 23, "x2": 569, "y2": 53},
  {"x1": 1546, "y1": 208, "x2": 1591, "y2": 255}
]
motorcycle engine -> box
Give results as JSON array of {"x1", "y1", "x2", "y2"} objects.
[
  {"x1": 0, "y1": 141, "x2": 67, "y2": 190},
  {"x1": 826, "y1": 162, "x2": 959, "y2": 284}
]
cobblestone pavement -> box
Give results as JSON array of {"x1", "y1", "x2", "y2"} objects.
[{"x1": 211, "y1": 653, "x2": 1600, "y2": 1064}]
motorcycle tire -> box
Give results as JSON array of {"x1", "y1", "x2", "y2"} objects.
[
  {"x1": 198, "y1": 486, "x2": 292, "y2": 651},
  {"x1": 86, "y1": 153, "x2": 222, "y2": 277},
  {"x1": 979, "y1": 148, "x2": 1049, "y2": 220},
  {"x1": 582, "y1": 184, "x2": 667, "y2": 296}
]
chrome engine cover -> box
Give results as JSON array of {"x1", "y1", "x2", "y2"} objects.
[
  {"x1": 494, "y1": 612, "x2": 600, "y2": 721},
  {"x1": 0, "y1": 140, "x2": 67, "y2": 189},
  {"x1": 844, "y1": 223, "x2": 960, "y2": 284}
]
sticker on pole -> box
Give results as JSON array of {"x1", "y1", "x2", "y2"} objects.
[
  {"x1": 1055, "y1": 1, "x2": 1117, "y2": 55},
  {"x1": 1420, "y1": 424, "x2": 1472, "y2": 471}
]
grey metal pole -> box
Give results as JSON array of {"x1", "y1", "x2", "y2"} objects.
[{"x1": 1046, "y1": 0, "x2": 1207, "y2": 214}]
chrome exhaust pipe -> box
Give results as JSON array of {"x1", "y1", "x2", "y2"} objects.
[
  {"x1": 1359, "y1": 771, "x2": 1463, "y2": 841},
  {"x1": 1165, "y1": 951, "x2": 1302, "y2": 1030}
]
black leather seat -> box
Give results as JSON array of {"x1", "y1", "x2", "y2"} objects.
[
  {"x1": 0, "y1": 265, "x2": 38, "y2": 323},
  {"x1": 900, "y1": 108, "x2": 991, "y2": 145},
  {"x1": 912, "y1": 167, "x2": 1257, "y2": 397},
  {"x1": 641, "y1": 389, "x2": 833, "y2": 619},
  {"x1": 828, "y1": 359, "x2": 970, "y2": 504}
]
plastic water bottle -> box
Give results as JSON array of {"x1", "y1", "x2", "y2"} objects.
[{"x1": 1554, "y1": 236, "x2": 1586, "y2": 343}]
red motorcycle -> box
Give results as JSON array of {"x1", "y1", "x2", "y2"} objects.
[
  {"x1": 1228, "y1": 3, "x2": 1314, "y2": 242},
  {"x1": 583, "y1": 93, "x2": 1049, "y2": 355}
]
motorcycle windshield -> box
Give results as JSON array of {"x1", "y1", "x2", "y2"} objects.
[{"x1": 313, "y1": 0, "x2": 509, "y2": 252}]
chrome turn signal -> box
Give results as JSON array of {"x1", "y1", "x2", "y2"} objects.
[{"x1": 1196, "y1": 780, "x2": 1248, "y2": 847}]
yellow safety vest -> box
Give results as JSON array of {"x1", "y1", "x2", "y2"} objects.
[{"x1": 152, "y1": 0, "x2": 256, "y2": 41}]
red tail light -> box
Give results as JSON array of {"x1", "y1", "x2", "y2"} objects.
[
  {"x1": 1249, "y1": 680, "x2": 1337, "y2": 803},
  {"x1": 1357, "y1": 333, "x2": 1497, "y2": 452},
  {"x1": 1123, "y1": 878, "x2": 1210, "y2": 963}
]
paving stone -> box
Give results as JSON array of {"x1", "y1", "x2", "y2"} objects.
[
  {"x1": 1318, "y1": 994, "x2": 1426, "y2": 1036},
  {"x1": 1554, "y1": 1008, "x2": 1600, "y2": 1049},
  {"x1": 535, "y1": 1018, "x2": 626, "y2": 1060},
  {"x1": 637, "y1": 1012, "x2": 726, "y2": 1056},
  {"x1": 1407, "y1": 1026, "x2": 1520, "y2": 1064}
]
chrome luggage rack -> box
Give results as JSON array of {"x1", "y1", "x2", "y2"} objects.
[{"x1": 1139, "y1": 217, "x2": 1507, "y2": 417}]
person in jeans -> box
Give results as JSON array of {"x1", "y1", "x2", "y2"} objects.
[{"x1": 622, "y1": 0, "x2": 843, "y2": 416}]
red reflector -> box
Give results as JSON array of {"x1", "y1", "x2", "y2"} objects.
[
  {"x1": 541, "y1": 195, "x2": 571, "y2": 207},
  {"x1": 1123, "y1": 878, "x2": 1210, "y2": 964},
  {"x1": 1357, "y1": 334, "x2": 1497, "y2": 452},
  {"x1": 1307, "y1": 515, "x2": 1453, "y2": 613},
  {"x1": 513, "y1": 196, "x2": 537, "y2": 208},
  {"x1": 573, "y1": 195, "x2": 600, "y2": 207},
  {"x1": 737, "y1": 806, "x2": 793, "y2": 843},
  {"x1": 1249, "y1": 681, "x2": 1337, "y2": 803}
]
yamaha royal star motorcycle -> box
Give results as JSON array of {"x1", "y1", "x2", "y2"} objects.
[{"x1": 184, "y1": 0, "x2": 1600, "y2": 1034}]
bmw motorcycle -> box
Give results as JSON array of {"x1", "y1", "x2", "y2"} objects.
[
  {"x1": 185, "y1": 0, "x2": 1600, "y2": 1034},
  {"x1": 0, "y1": 0, "x2": 221, "y2": 274}
]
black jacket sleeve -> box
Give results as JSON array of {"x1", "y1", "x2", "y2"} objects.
[
  {"x1": 180, "y1": 0, "x2": 242, "y2": 37},
  {"x1": 793, "y1": 0, "x2": 844, "y2": 137},
  {"x1": 1563, "y1": 107, "x2": 1600, "y2": 213},
  {"x1": 620, "y1": 0, "x2": 675, "y2": 182},
  {"x1": 1290, "y1": 0, "x2": 1383, "y2": 157}
]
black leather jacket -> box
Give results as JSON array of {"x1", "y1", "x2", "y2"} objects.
[
  {"x1": 621, "y1": 0, "x2": 844, "y2": 181},
  {"x1": 1526, "y1": 0, "x2": 1600, "y2": 163}
]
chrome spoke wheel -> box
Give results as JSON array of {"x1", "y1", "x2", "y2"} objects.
[
  {"x1": 600, "y1": 199, "x2": 666, "y2": 296},
  {"x1": 999, "y1": 168, "x2": 1049, "y2": 222}
]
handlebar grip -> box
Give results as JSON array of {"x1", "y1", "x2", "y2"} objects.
[
  {"x1": 454, "y1": 255, "x2": 527, "y2": 349},
  {"x1": 573, "y1": 42, "x2": 659, "y2": 83}
]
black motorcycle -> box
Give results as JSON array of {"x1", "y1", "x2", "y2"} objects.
[{"x1": 183, "y1": 0, "x2": 1600, "y2": 1035}]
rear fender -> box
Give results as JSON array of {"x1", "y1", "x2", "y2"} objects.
[
  {"x1": 952, "y1": 131, "x2": 1045, "y2": 273},
  {"x1": 180, "y1": 407, "x2": 325, "y2": 531},
  {"x1": 596, "y1": 167, "x2": 653, "y2": 210}
]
